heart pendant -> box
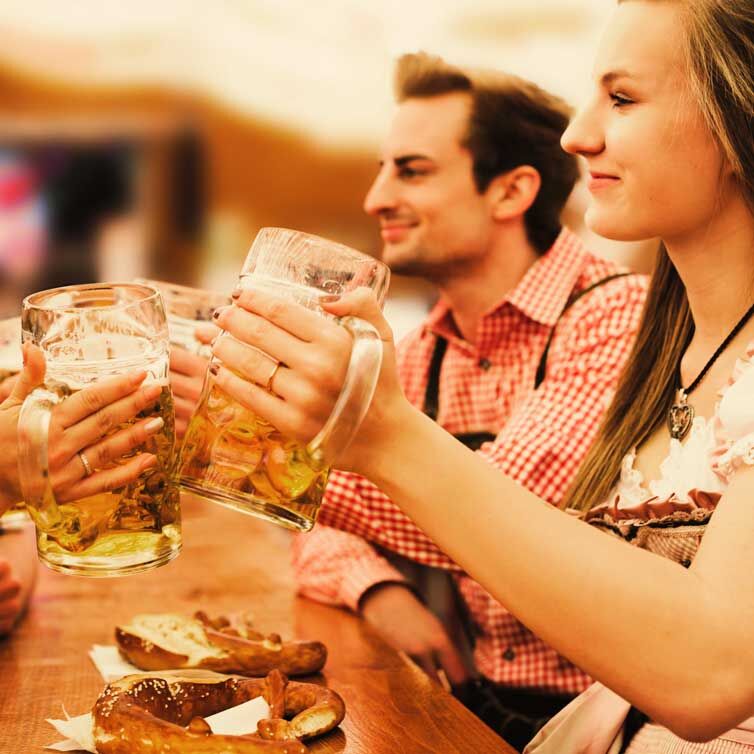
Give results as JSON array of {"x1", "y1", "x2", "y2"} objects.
[{"x1": 668, "y1": 402, "x2": 695, "y2": 441}]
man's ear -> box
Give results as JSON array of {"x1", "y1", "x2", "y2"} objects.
[{"x1": 488, "y1": 166, "x2": 541, "y2": 221}]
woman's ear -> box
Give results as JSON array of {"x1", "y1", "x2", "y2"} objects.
[{"x1": 488, "y1": 166, "x2": 541, "y2": 221}]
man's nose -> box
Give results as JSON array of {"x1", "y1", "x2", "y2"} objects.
[{"x1": 363, "y1": 168, "x2": 398, "y2": 216}]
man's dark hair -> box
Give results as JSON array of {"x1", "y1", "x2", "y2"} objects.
[{"x1": 395, "y1": 52, "x2": 579, "y2": 253}]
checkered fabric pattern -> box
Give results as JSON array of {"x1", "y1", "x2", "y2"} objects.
[
  {"x1": 292, "y1": 228, "x2": 649, "y2": 694},
  {"x1": 625, "y1": 723, "x2": 754, "y2": 753}
]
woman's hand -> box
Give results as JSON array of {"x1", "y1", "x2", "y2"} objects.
[
  {"x1": 170, "y1": 351, "x2": 208, "y2": 442},
  {"x1": 211, "y1": 287, "x2": 407, "y2": 475},
  {"x1": 0, "y1": 344, "x2": 167, "y2": 514},
  {"x1": 169, "y1": 324, "x2": 218, "y2": 441}
]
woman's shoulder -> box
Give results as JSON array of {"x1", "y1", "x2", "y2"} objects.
[
  {"x1": 712, "y1": 339, "x2": 754, "y2": 482},
  {"x1": 717, "y1": 340, "x2": 754, "y2": 439}
]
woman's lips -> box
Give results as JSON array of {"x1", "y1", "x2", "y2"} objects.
[{"x1": 588, "y1": 172, "x2": 620, "y2": 192}]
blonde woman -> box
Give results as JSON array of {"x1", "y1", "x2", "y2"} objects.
[{"x1": 212, "y1": 1, "x2": 754, "y2": 750}]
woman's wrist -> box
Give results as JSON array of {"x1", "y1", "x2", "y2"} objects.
[{"x1": 357, "y1": 401, "x2": 431, "y2": 487}]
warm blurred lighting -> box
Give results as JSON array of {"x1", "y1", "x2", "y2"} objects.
[
  {"x1": 0, "y1": 1, "x2": 655, "y2": 337},
  {"x1": 0, "y1": 2, "x2": 612, "y2": 146}
]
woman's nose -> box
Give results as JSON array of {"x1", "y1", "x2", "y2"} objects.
[{"x1": 561, "y1": 102, "x2": 605, "y2": 157}]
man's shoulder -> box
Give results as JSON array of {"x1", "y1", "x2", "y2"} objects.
[
  {"x1": 575, "y1": 248, "x2": 648, "y2": 292},
  {"x1": 571, "y1": 249, "x2": 649, "y2": 311},
  {"x1": 555, "y1": 249, "x2": 649, "y2": 344}
]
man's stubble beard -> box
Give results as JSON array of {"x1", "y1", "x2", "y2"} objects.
[
  {"x1": 382, "y1": 240, "x2": 447, "y2": 279},
  {"x1": 383, "y1": 242, "x2": 480, "y2": 283}
]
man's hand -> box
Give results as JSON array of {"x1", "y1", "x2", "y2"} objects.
[
  {"x1": 0, "y1": 559, "x2": 22, "y2": 636},
  {"x1": 360, "y1": 583, "x2": 470, "y2": 689},
  {"x1": 170, "y1": 325, "x2": 217, "y2": 441}
]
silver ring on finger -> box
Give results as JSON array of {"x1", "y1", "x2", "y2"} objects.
[
  {"x1": 264, "y1": 360, "x2": 282, "y2": 395},
  {"x1": 78, "y1": 450, "x2": 94, "y2": 478}
]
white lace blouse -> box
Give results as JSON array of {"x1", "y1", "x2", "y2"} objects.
[{"x1": 585, "y1": 343, "x2": 754, "y2": 568}]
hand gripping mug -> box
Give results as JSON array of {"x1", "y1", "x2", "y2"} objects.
[
  {"x1": 17, "y1": 283, "x2": 181, "y2": 577},
  {"x1": 179, "y1": 228, "x2": 390, "y2": 531},
  {"x1": 0, "y1": 316, "x2": 28, "y2": 530}
]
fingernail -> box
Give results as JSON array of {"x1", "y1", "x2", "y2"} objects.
[
  {"x1": 209, "y1": 363, "x2": 219, "y2": 376},
  {"x1": 144, "y1": 417, "x2": 164, "y2": 433},
  {"x1": 231, "y1": 286, "x2": 242, "y2": 300}
]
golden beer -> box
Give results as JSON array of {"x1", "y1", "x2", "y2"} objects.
[
  {"x1": 178, "y1": 228, "x2": 388, "y2": 532},
  {"x1": 35, "y1": 384, "x2": 180, "y2": 571},
  {"x1": 19, "y1": 283, "x2": 182, "y2": 576},
  {"x1": 180, "y1": 381, "x2": 328, "y2": 531}
]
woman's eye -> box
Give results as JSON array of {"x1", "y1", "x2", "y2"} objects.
[{"x1": 610, "y1": 92, "x2": 634, "y2": 109}]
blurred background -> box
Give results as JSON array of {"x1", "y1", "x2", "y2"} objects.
[{"x1": 0, "y1": 0, "x2": 656, "y2": 341}]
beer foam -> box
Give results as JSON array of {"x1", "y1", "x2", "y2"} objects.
[
  {"x1": 238, "y1": 273, "x2": 332, "y2": 311},
  {"x1": 46, "y1": 348, "x2": 170, "y2": 390}
]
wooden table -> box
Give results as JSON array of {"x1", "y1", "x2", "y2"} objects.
[{"x1": 0, "y1": 496, "x2": 513, "y2": 753}]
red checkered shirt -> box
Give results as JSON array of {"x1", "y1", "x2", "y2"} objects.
[{"x1": 292, "y1": 228, "x2": 649, "y2": 694}]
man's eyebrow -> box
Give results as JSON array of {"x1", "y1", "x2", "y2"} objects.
[{"x1": 394, "y1": 154, "x2": 432, "y2": 167}]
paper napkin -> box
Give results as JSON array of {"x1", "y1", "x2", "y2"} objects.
[{"x1": 47, "y1": 696, "x2": 270, "y2": 752}]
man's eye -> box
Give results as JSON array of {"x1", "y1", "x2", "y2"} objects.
[
  {"x1": 610, "y1": 92, "x2": 634, "y2": 109},
  {"x1": 398, "y1": 166, "x2": 425, "y2": 179}
]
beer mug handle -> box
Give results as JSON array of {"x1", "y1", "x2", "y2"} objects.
[
  {"x1": 17, "y1": 386, "x2": 64, "y2": 530},
  {"x1": 305, "y1": 316, "x2": 382, "y2": 469}
]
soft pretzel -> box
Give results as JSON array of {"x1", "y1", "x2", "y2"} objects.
[
  {"x1": 115, "y1": 611, "x2": 327, "y2": 676},
  {"x1": 92, "y1": 669, "x2": 346, "y2": 754}
]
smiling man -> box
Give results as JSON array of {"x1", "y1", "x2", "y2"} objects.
[{"x1": 291, "y1": 52, "x2": 649, "y2": 751}]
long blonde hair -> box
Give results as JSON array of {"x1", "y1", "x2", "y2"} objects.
[{"x1": 563, "y1": 0, "x2": 754, "y2": 513}]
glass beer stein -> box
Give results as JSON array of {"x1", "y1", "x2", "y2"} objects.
[
  {"x1": 179, "y1": 228, "x2": 390, "y2": 531},
  {"x1": 135, "y1": 279, "x2": 230, "y2": 358},
  {"x1": 17, "y1": 283, "x2": 181, "y2": 577}
]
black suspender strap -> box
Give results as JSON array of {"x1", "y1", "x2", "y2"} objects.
[
  {"x1": 423, "y1": 335, "x2": 496, "y2": 451},
  {"x1": 533, "y1": 272, "x2": 634, "y2": 389},
  {"x1": 423, "y1": 335, "x2": 448, "y2": 423},
  {"x1": 423, "y1": 272, "x2": 636, "y2": 440}
]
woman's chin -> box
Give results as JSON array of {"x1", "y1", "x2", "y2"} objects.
[{"x1": 584, "y1": 207, "x2": 651, "y2": 243}]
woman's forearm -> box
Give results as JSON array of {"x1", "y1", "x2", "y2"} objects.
[{"x1": 360, "y1": 404, "x2": 754, "y2": 738}]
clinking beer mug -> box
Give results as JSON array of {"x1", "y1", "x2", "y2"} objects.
[
  {"x1": 17, "y1": 283, "x2": 181, "y2": 577},
  {"x1": 179, "y1": 228, "x2": 390, "y2": 531},
  {"x1": 134, "y1": 279, "x2": 231, "y2": 358}
]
